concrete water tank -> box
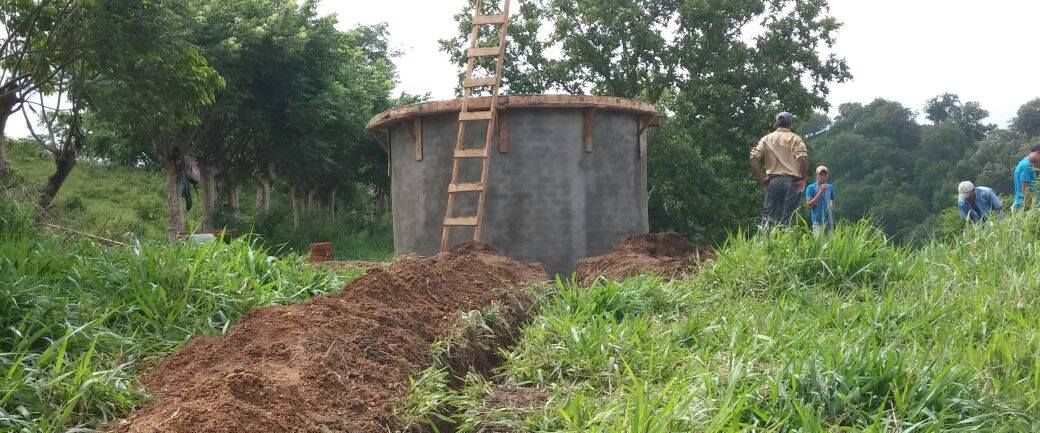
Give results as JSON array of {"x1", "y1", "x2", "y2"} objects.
[{"x1": 366, "y1": 95, "x2": 659, "y2": 275}]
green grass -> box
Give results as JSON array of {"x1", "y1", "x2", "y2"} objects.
[
  {"x1": 0, "y1": 198, "x2": 362, "y2": 431},
  {"x1": 403, "y1": 218, "x2": 1040, "y2": 432},
  {"x1": 6, "y1": 138, "x2": 172, "y2": 240}
]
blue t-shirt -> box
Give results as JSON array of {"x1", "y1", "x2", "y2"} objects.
[
  {"x1": 1012, "y1": 157, "x2": 1037, "y2": 208},
  {"x1": 805, "y1": 182, "x2": 835, "y2": 224}
]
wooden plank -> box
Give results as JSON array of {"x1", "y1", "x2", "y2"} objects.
[
  {"x1": 636, "y1": 114, "x2": 656, "y2": 159},
  {"x1": 473, "y1": 14, "x2": 507, "y2": 25},
  {"x1": 464, "y1": 76, "x2": 498, "y2": 88},
  {"x1": 638, "y1": 117, "x2": 647, "y2": 159},
  {"x1": 583, "y1": 108, "x2": 598, "y2": 153},
  {"x1": 498, "y1": 110, "x2": 509, "y2": 153},
  {"x1": 468, "y1": 46, "x2": 501, "y2": 58},
  {"x1": 449, "y1": 182, "x2": 484, "y2": 193},
  {"x1": 455, "y1": 148, "x2": 488, "y2": 158},
  {"x1": 404, "y1": 118, "x2": 423, "y2": 160},
  {"x1": 637, "y1": 114, "x2": 656, "y2": 136},
  {"x1": 444, "y1": 217, "x2": 479, "y2": 226},
  {"x1": 414, "y1": 118, "x2": 422, "y2": 160},
  {"x1": 459, "y1": 110, "x2": 494, "y2": 121}
]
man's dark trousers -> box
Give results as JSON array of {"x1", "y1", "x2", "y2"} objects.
[{"x1": 762, "y1": 175, "x2": 801, "y2": 230}]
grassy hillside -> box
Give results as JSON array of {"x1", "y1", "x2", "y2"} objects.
[
  {"x1": 403, "y1": 218, "x2": 1040, "y2": 432},
  {"x1": 6, "y1": 138, "x2": 174, "y2": 240},
  {"x1": 4, "y1": 138, "x2": 393, "y2": 260}
]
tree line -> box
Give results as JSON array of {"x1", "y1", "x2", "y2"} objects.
[
  {"x1": 1, "y1": 0, "x2": 399, "y2": 239},
  {"x1": 813, "y1": 96, "x2": 1040, "y2": 240},
  {"x1": 443, "y1": 0, "x2": 1038, "y2": 243}
]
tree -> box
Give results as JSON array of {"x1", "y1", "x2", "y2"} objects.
[
  {"x1": 443, "y1": 0, "x2": 851, "y2": 242},
  {"x1": 924, "y1": 93, "x2": 995, "y2": 141},
  {"x1": 20, "y1": 74, "x2": 82, "y2": 215},
  {"x1": 0, "y1": 0, "x2": 84, "y2": 185},
  {"x1": 1013, "y1": 98, "x2": 1040, "y2": 138},
  {"x1": 17, "y1": 1, "x2": 206, "y2": 216},
  {"x1": 86, "y1": 0, "x2": 223, "y2": 239}
]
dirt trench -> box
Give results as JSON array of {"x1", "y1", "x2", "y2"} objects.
[{"x1": 112, "y1": 242, "x2": 547, "y2": 433}]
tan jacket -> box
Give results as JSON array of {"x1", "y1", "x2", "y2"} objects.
[{"x1": 750, "y1": 128, "x2": 808, "y2": 178}]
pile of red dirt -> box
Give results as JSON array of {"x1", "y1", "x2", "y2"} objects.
[
  {"x1": 112, "y1": 242, "x2": 547, "y2": 433},
  {"x1": 575, "y1": 232, "x2": 714, "y2": 285}
]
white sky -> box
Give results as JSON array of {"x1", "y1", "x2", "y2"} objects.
[
  {"x1": 8, "y1": 0, "x2": 1039, "y2": 137},
  {"x1": 318, "y1": 0, "x2": 1040, "y2": 127}
]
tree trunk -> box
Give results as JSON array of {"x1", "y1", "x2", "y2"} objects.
[
  {"x1": 254, "y1": 166, "x2": 273, "y2": 218},
  {"x1": 290, "y1": 183, "x2": 305, "y2": 228},
  {"x1": 255, "y1": 178, "x2": 271, "y2": 218},
  {"x1": 163, "y1": 159, "x2": 186, "y2": 240},
  {"x1": 199, "y1": 163, "x2": 218, "y2": 230},
  {"x1": 324, "y1": 187, "x2": 337, "y2": 222},
  {"x1": 225, "y1": 179, "x2": 240, "y2": 224},
  {"x1": 0, "y1": 102, "x2": 13, "y2": 186},
  {"x1": 36, "y1": 147, "x2": 78, "y2": 217},
  {"x1": 307, "y1": 188, "x2": 317, "y2": 211},
  {"x1": 373, "y1": 185, "x2": 390, "y2": 219}
]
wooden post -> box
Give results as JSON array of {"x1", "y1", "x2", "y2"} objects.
[
  {"x1": 637, "y1": 115, "x2": 655, "y2": 159},
  {"x1": 498, "y1": 110, "x2": 509, "y2": 153},
  {"x1": 406, "y1": 118, "x2": 423, "y2": 160},
  {"x1": 583, "y1": 108, "x2": 598, "y2": 153}
]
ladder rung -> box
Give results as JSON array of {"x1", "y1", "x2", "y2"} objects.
[
  {"x1": 468, "y1": 46, "x2": 501, "y2": 58},
  {"x1": 464, "y1": 76, "x2": 499, "y2": 88},
  {"x1": 473, "y1": 14, "x2": 507, "y2": 25},
  {"x1": 459, "y1": 111, "x2": 494, "y2": 121},
  {"x1": 444, "y1": 217, "x2": 479, "y2": 226},
  {"x1": 455, "y1": 149, "x2": 488, "y2": 158},
  {"x1": 449, "y1": 183, "x2": 485, "y2": 193}
]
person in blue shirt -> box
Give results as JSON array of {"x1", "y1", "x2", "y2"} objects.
[
  {"x1": 805, "y1": 166, "x2": 836, "y2": 235},
  {"x1": 956, "y1": 181, "x2": 1002, "y2": 223},
  {"x1": 1012, "y1": 144, "x2": 1040, "y2": 210}
]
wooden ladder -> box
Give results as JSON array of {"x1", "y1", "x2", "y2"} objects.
[{"x1": 440, "y1": 0, "x2": 511, "y2": 253}]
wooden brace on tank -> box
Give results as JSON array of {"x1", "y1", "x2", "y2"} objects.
[
  {"x1": 584, "y1": 108, "x2": 598, "y2": 153},
  {"x1": 404, "y1": 118, "x2": 423, "y2": 161}
]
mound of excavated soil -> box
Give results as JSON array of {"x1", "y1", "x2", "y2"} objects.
[
  {"x1": 112, "y1": 242, "x2": 547, "y2": 433},
  {"x1": 575, "y1": 232, "x2": 714, "y2": 285}
]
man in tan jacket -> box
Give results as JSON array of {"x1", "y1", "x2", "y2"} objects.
[{"x1": 749, "y1": 112, "x2": 809, "y2": 232}]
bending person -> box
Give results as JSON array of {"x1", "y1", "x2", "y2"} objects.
[{"x1": 957, "y1": 181, "x2": 1002, "y2": 223}]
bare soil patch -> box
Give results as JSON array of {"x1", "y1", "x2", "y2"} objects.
[
  {"x1": 112, "y1": 241, "x2": 547, "y2": 433},
  {"x1": 575, "y1": 232, "x2": 714, "y2": 285}
]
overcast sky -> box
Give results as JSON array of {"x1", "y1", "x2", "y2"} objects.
[{"x1": 9, "y1": 0, "x2": 1039, "y2": 137}]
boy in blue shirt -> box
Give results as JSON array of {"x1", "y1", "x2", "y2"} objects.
[
  {"x1": 805, "y1": 166, "x2": 836, "y2": 235},
  {"x1": 1012, "y1": 144, "x2": 1040, "y2": 210}
]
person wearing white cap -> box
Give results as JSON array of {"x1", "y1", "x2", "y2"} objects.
[
  {"x1": 957, "y1": 181, "x2": 1002, "y2": 223},
  {"x1": 805, "y1": 166, "x2": 836, "y2": 235}
]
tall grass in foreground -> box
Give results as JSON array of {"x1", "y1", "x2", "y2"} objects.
[
  {"x1": 0, "y1": 199, "x2": 359, "y2": 432},
  {"x1": 403, "y1": 218, "x2": 1040, "y2": 432}
]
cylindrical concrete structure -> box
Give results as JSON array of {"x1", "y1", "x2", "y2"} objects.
[{"x1": 366, "y1": 95, "x2": 658, "y2": 275}]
